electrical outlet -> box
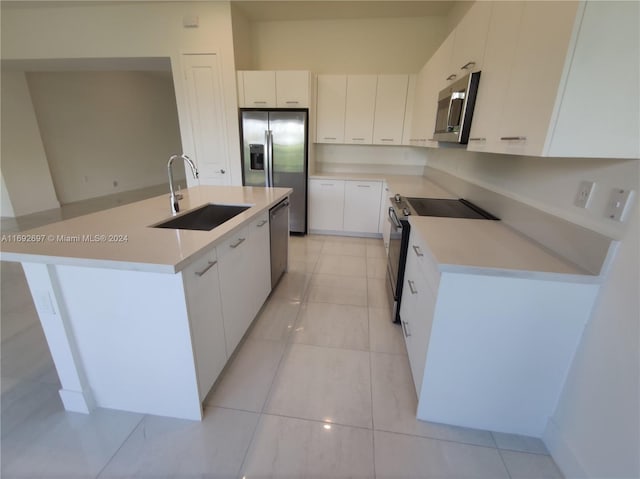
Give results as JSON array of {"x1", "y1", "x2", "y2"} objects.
[
  {"x1": 606, "y1": 188, "x2": 634, "y2": 221},
  {"x1": 574, "y1": 181, "x2": 595, "y2": 208}
]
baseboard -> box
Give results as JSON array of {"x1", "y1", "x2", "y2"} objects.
[{"x1": 544, "y1": 416, "x2": 588, "y2": 479}]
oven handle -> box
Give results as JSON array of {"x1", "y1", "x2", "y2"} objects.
[{"x1": 388, "y1": 207, "x2": 402, "y2": 229}]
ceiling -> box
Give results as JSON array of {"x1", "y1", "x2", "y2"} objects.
[{"x1": 231, "y1": 1, "x2": 458, "y2": 21}]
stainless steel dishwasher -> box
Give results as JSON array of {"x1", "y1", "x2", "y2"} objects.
[{"x1": 269, "y1": 198, "x2": 289, "y2": 288}]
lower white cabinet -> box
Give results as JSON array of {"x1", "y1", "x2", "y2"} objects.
[
  {"x1": 343, "y1": 180, "x2": 382, "y2": 234},
  {"x1": 399, "y1": 225, "x2": 600, "y2": 436},
  {"x1": 218, "y1": 212, "x2": 271, "y2": 354},
  {"x1": 183, "y1": 247, "x2": 227, "y2": 401},
  {"x1": 309, "y1": 179, "x2": 345, "y2": 231}
]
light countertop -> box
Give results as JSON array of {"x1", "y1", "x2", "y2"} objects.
[
  {"x1": 409, "y1": 217, "x2": 595, "y2": 282},
  {"x1": 311, "y1": 171, "x2": 596, "y2": 281},
  {"x1": 1, "y1": 186, "x2": 291, "y2": 274}
]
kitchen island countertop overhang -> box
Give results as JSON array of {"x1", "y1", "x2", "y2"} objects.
[{"x1": 0, "y1": 185, "x2": 292, "y2": 273}]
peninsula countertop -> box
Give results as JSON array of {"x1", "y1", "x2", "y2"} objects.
[{"x1": 1, "y1": 186, "x2": 291, "y2": 273}]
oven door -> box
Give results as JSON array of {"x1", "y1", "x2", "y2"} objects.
[{"x1": 386, "y1": 207, "x2": 406, "y2": 323}]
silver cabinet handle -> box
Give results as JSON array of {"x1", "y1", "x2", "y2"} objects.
[
  {"x1": 323, "y1": 137, "x2": 337, "y2": 140},
  {"x1": 380, "y1": 138, "x2": 394, "y2": 142},
  {"x1": 195, "y1": 260, "x2": 217, "y2": 277},
  {"x1": 257, "y1": 219, "x2": 268, "y2": 227},
  {"x1": 352, "y1": 137, "x2": 365, "y2": 141},
  {"x1": 285, "y1": 101, "x2": 299, "y2": 104},
  {"x1": 500, "y1": 136, "x2": 527, "y2": 141},
  {"x1": 408, "y1": 280, "x2": 418, "y2": 295},
  {"x1": 402, "y1": 320, "x2": 411, "y2": 337},
  {"x1": 253, "y1": 101, "x2": 267, "y2": 104},
  {"x1": 412, "y1": 245, "x2": 424, "y2": 257},
  {"x1": 468, "y1": 138, "x2": 486, "y2": 141},
  {"x1": 410, "y1": 138, "x2": 427, "y2": 142},
  {"x1": 230, "y1": 237, "x2": 246, "y2": 248},
  {"x1": 357, "y1": 184, "x2": 371, "y2": 188},
  {"x1": 461, "y1": 61, "x2": 476, "y2": 70},
  {"x1": 321, "y1": 183, "x2": 334, "y2": 187},
  {"x1": 446, "y1": 74, "x2": 457, "y2": 81}
]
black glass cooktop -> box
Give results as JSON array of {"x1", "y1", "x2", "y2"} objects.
[{"x1": 406, "y1": 198, "x2": 499, "y2": 220}]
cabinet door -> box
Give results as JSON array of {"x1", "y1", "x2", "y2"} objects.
[
  {"x1": 316, "y1": 75, "x2": 347, "y2": 143},
  {"x1": 400, "y1": 238, "x2": 438, "y2": 397},
  {"x1": 344, "y1": 75, "x2": 377, "y2": 144},
  {"x1": 409, "y1": 66, "x2": 431, "y2": 146},
  {"x1": 308, "y1": 179, "x2": 345, "y2": 231},
  {"x1": 183, "y1": 248, "x2": 227, "y2": 401},
  {"x1": 246, "y1": 212, "x2": 271, "y2": 317},
  {"x1": 182, "y1": 54, "x2": 230, "y2": 185},
  {"x1": 402, "y1": 75, "x2": 417, "y2": 145},
  {"x1": 435, "y1": 31, "x2": 456, "y2": 91},
  {"x1": 497, "y1": 1, "x2": 579, "y2": 156},
  {"x1": 466, "y1": 1, "x2": 524, "y2": 152},
  {"x1": 276, "y1": 71, "x2": 310, "y2": 108},
  {"x1": 373, "y1": 75, "x2": 409, "y2": 145},
  {"x1": 243, "y1": 71, "x2": 276, "y2": 108},
  {"x1": 448, "y1": 1, "x2": 492, "y2": 77},
  {"x1": 217, "y1": 224, "x2": 254, "y2": 354},
  {"x1": 343, "y1": 180, "x2": 382, "y2": 234}
]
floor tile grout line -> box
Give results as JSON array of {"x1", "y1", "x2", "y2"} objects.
[
  {"x1": 497, "y1": 447, "x2": 515, "y2": 479},
  {"x1": 93, "y1": 413, "x2": 146, "y2": 479},
  {"x1": 253, "y1": 410, "x2": 375, "y2": 433},
  {"x1": 373, "y1": 427, "x2": 517, "y2": 453}
]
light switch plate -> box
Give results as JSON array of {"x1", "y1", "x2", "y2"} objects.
[
  {"x1": 606, "y1": 188, "x2": 634, "y2": 221},
  {"x1": 574, "y1": 181, "x2": 595, "y2": 208}
]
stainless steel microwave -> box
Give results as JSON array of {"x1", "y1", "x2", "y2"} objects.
[{"x1": 433, "y1": 71, "x2": 481, "y2": 144}]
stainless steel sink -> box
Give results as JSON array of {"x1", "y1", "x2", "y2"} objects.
[{"x1": 153, "y1": 204, "x2": 251, "y2": 231}]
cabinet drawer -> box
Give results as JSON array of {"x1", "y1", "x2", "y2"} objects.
[
  {"x1": 217, "y1": 224, "x2": 251, "y2": 261},
  {"x1": 184, "y1": 247, "x2": 219, "y2": 278},
  {"x1": 407, "y1": 231, "x2": 441, "y2": 295}
]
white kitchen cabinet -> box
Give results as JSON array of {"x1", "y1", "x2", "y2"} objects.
[
  {"x1": 182, "y1": 54, "x2": 230, "y2": 185},
  {"x1": 316, "y1": 75, "x2": 347, "y2": 143},
  {"x1": 466, "y1": 1, "x2": 637, "y2": 159},
  {"x1": 241, "y1": 71, "x2": 276, "y2": 107},
  {"x1": 309, "y1": 178, "x2": 345, "y2": 231},
  {"x1": 400, "y1": 224, "x2": 600, "y2": 436},
  {"x1": 399, "y1": 234, "x2": 438, "y2": 395},
  {"x1": 445, "y1": 1, "x2": 492, "y2": 83},
  {"x1": 496, "y1": 1, "x2": 579, "y2": 157},
  {"x1": 344, "y1": 75, "x2": 377, "y2": 144},
  {"x1": 343, "y1": 180, "x2": 382, "y2": 234},
  {"x1": 466, "y1": 1, "x2": 524, "y2": 151},
  {"x1": 276, "y1": 71, "x2": 311, "y2": 108},
  {"x1": 373, "y1": 75, "x2": 409, "y2": 145},
  {"x1": 218, "y1": 212, "x2": 271, "y2": 354},
  {"x1": 182, "y1": 247, "x2": 227, "y2": 401},
  {"x1": 401, "y1": 75, "x2": 417, "y2": 145}
]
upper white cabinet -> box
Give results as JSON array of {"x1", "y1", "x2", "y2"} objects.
[
  {"x1": 237, "y1": 70, "x2": 311, "y2": 108},
  {"x1": 241, "y1": 71, "x2": 276, "y2": 107},
  {"x1": 182, "y1": 54, "x2": 230, "y2": 185},
  {"x1": 276, "y1": 71, "x2": 311, "y2": 108},
  {"x1": 402, "y1": 75, "x2": 417, "y2": 145},
  {"x1": 467, "y1": 0, "x2": 639, "y2": 159},
  {"x1": 445, "y1": 1, "x2": 492, "y2": 84},
  {"x1": 316, "y1": 74, "x2": 411, "y2": 146},
  {"x1": 373, "y1": 75, "x2": 409, "y2": 145},
  {"x1": 344, "y1": 75, "x2": 378, "y2": 144},
  {"x1": 316, "y1": 75, "x2": 347, "y2": 144},
  {"x1": 343, "y1": 180, "x2": 383, "y2": 234}
]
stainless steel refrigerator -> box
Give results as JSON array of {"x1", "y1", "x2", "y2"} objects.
[{"x1": 240, "y1": 109, "x2": 308, "y2": 234}]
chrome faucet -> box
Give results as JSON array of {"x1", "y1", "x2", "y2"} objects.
[{"x1": 168, "y1": 154, "x2": 199, "y2": 214}]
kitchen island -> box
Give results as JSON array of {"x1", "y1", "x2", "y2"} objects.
[{"x1": 1, "y1": 186, "x2": 291, "y2": 420}]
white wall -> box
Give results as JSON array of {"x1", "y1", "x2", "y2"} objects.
[
  {"x1": 26, "y1": 71, "x2": 183, "y2": 204},
  {"x1": 230, "y1": 3, "x2": 253, "y2": 70},
  {"x1": 425, "y1": 149, "x2": 639, "y2": 478},
  {"x1": 1, "y1": 172, "x2": 15, "y2": 217},
  {"x1": 1, "y1": 1, "x2": 243, "y2": 187},
  {"x1": 0, "y1": 71, "x2": 60, "y2": 217},
  {"x1": 316, "y1": 144, "x2": 427, "y2": 176},
  {"x1": 249, "y1": 16, "x2": 448, "y2": 73}
]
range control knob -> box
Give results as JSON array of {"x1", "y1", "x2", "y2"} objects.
[
  {"x1": 402, "y1": 208, "x2": 411, "y2": 216},
  {"x1": 394, "y1": 194, "x2": 402, "y2": 203}
]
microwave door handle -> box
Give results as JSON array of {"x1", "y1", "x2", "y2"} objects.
[{"x1": 446, "y1": 95, "x2": 456, "y2": 131}]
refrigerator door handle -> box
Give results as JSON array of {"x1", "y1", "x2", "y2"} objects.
[
  {"x1": 267, "y1": 130, "x2": 274, "y2": 187},
  {"x1": 264, "y1": 130, "x2": 270, "y2": 187}
]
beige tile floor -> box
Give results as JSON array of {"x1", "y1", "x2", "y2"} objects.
[{"x1": 1, "y1": 206, "x2": 565, "y2": 477}]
